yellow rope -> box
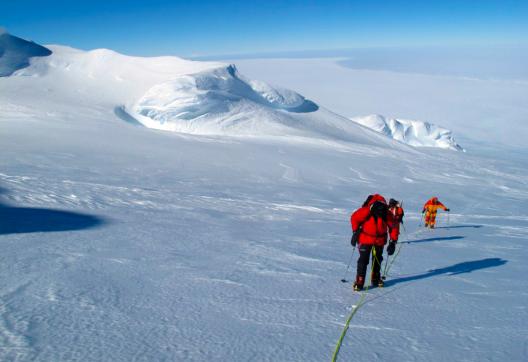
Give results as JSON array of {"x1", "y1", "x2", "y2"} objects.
[{"x1": 331, "y1": 247, "x2": 378, "y2": 362}]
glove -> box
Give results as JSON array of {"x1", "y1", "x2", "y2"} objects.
[
  {"x1": 446, "y1": 208, "x2": 450, "y2": 212},
  {"x1": 351, "y1": 232, "x2": 359, "y2": 247},
  {"x1": 387, "y1": 241, "x2": 396, "y2": 255}
]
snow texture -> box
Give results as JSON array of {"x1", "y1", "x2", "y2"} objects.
[
  {"x1": 351, "y1": 114, "x2": 464, "y2": 151},
  {"x1": 1, "y1": 36, "x2": 527, "y2": 361}
]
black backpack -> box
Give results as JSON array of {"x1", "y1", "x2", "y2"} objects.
[{"x1": 370, "y1": 200, "x2": 388, "y2": 223}]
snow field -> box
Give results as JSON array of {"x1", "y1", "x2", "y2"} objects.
[{"x1": 1, "y1": 33, "x2": 527, "y2": 361}]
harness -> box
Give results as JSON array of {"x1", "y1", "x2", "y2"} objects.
[{"x1": 360, "y1": 230, "x2": 387, "y2": 239}]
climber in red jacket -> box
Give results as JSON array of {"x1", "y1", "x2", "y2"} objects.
[
  {"x1": 389, "y1": 198, "x2": 405, "y2": 233},
  {"x1": 350, "y1": 194, "x2": 399, "y2": 291}
]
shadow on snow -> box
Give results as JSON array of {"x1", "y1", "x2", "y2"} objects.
[
  {"x1": 401, "y1": 236, "x2": 465, "y2": 244},
  {"x1": 0, "y1": 186, "x2": 105, "y2": 235},
  {"x1": 434, "y1": 225, "x2": 483, "y2": 229},
  {"x1": 384, "y1": 258, "x2": 507, "y2": 287}
]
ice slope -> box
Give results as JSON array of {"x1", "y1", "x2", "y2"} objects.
[
  {"x1": 0, "y1": 31, "x2": 52, "y2": 77},
  {"x1": 1, "y1": 37, "x2": 528, "y2": 361},
  {"x1": 351, "y1": 114, "x2": 464, "y2": 151}
]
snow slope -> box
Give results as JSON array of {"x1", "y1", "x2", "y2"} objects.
[
  {"x1": 351, "y1": 114, "x2": 464, "y2": 151},
  {"x1": 1, "y1": 36, "x2": 528, "y2": 361}
]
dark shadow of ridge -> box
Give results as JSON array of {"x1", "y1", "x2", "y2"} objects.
[
  {"x1": 0, "y1": 186, "x2": 106, "y2": 235},
  {"x1": 384, "y1": 258, "x2": 507, "y2": 287},
  {"x1": 114, "y1": 106, "x2": 145, "y2": 127},
  {"x1": 282, "y1": 99, "x2": 319, "y2": 113},
  {"x1": 0, "y1": 33, "x2": 52, "y2": 77}
]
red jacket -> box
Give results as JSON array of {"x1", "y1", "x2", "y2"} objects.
[
  {"x1": 389, "y1": 206, "x2": 404, "y2": 233},
  {"x1": 350, "y1": 194, "x2": 399, "y2": 246}
]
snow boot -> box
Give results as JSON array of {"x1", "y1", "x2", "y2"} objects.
[
  {"x1": 371, "y1": 272, "x2": 384, "y2": 288},
  {"x1": 353, "y1": 276, "x2": 365, "y2": 291}
]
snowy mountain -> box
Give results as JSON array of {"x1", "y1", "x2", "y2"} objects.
[
  {"x1": 0, "y1": 32, "x2": 461, "y2": 150},
  {"x1": 126, "y1": 64, "x2": 401, "y2": 145},
  {"x1": 0, "y1": 30, "x2": 52, "y2": 76},
  {"x1": 129, "y1": 64, "x2": 318, "y2": 134},
  {"x1": 351, "y1": 114, "x2": 464, "y2": 151},
  {"x1": 3, "y1": 39, "x2": 406, "y2": 148},
  {"x1": 1, "y1": 33, "x2": 527, "y2": 361}
]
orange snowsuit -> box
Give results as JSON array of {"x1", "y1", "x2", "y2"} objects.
[{"x1": 422, "y1": 197, "x2": 448, "y2": 228}]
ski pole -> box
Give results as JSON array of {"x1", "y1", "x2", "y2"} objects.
[
  {"x1": 382, "y1": 242, "x2": 403, "y2": 280},
  {"x1": 341, "y1": 246, "x2": 356, "y2": 283},
  {"x1": 381, "y1": 254, "x2": 390, "y2": 280}
]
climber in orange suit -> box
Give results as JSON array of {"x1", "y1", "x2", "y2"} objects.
[{"x1": 422, "y1": 197, "x2": 450, "y2": 228}]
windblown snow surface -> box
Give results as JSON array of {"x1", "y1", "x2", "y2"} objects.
[
  {"x1": 1, "y1": 35, "x2": 528, "y2": 361},
  {"x1": 350, "y1": 114, "x2": 464, "y2": 151}
]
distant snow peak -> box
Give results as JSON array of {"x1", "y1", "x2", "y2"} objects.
[
  {"x1": 124, "y1": 65, "x2": 408, "y2": 147},
  {"x1": 0, "y1": 32, "x2": 52, "y2": 76},
  {"x1": 351, "y1": 114, "x2": 464, "y2": 151},
  {"x1": 128, "y1": 64, "x2": 319, "y2": 135}
]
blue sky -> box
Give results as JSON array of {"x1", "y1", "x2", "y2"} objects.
[{"x1": 2, "y1": 0, "x2": 527, "y2": 57}]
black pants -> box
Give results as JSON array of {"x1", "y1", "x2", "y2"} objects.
[{"x1": 357, "y1": 244, "x2": 384, "y2": 279}]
